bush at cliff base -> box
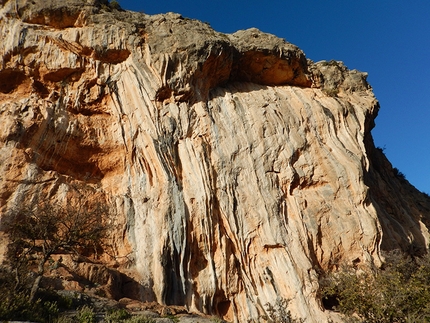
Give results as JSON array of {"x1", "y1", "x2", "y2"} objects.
[
  {"x1": 321, "y1": 250, "x2": 430, "y2": 323},
  {"x1": 0, "y1": 267, "x2": 59, "y2": 322}
]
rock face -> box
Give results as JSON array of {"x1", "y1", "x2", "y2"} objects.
[{"x1": 1, "y1": 1, "x2": 430, "y2": 322}]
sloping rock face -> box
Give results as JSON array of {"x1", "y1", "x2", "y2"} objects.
[{"x1": 1, "y1": 1, "x2": 430, "y2": 322}]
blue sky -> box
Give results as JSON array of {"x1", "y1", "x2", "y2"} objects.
[{"x1": 119, "y1": 0, "x2": 430, "y2": 194}]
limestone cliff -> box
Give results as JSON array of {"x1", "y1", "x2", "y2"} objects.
[{"x1": 1, "y1": 1, "x2": 430, "y2": 322}]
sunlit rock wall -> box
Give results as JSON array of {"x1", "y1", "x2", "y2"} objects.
[{"x1": 1, "y1": 1, "x2": 430, "y2": 322}]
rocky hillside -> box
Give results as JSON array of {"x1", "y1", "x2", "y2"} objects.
[{"x1": 1, "y1": 0, "x2": 430, "y2": 322}]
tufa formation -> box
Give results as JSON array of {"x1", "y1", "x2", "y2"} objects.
[{"x1": 1, "y1": 0, "x2": 430, "y2": 322}]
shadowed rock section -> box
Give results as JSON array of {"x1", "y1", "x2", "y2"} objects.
[{"x1": 1, "y1": 1, "x2": 430, "y2": 322}]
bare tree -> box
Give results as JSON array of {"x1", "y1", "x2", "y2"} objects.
[{"x1": 5, "y1": 200, "x2": 109, "y2": 303}]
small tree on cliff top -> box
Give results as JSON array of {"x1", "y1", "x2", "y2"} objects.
[{"x1": 4, "y1": 200, "x2": 109, "y2": 303}]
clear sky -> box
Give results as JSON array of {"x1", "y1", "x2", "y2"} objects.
[{"x1": 119, "y1": 0, "x2": 430, "y2": 194}]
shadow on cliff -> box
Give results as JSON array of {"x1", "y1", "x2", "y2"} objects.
[
  {"x1": 42, "y1": 262, "x2": 143, "y2": 301},
  {"x1": 364, "y1": 134, "x2": 430, "y2": 255},
  {"x1": 208, "y1": 81, "x2": 272, "y2": 101},
  {"x1": 157, "y1": 157, "x2": 235, "y2": 318}
]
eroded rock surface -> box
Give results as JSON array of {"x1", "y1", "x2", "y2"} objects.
[{"x1": 1, "y1": 1, "x2": 430, "y2": 322}]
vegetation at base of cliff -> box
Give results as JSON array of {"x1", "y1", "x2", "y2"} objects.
[
  {"x1": 0, "y1": 198, "x2": 112, "y2": 321},
  {"x1": 320, "y1": 250, "x2": 430, "y2": 323},
  {"x1": 263, "y1": 298, "x2": 303, "y2": 323},
  {"x1": 4, "y1": 200, "x2": 109, "y2": 303},
  {"x1": 0, "y1": 273, "x2": 72, "y2": 323},
  {"x1": 0, "y1": 285, "x2": 155, "y2": 323},
  {"x1": 57, "y1": 306, "x2": 156, "y2": 323}
]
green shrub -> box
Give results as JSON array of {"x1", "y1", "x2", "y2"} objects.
[
  {"x1": 319, "y1": 60, "x2": 340, "y2": 67},
  {"x1": 263, "y1": 298, "x2": 303, "y2": 323},
  {"x1": 76, "y1": 305, "x2": 96, "y2": 323},
  {"x1": 37, "y1": 289, "x2": 75, "y2": 310},
  {"x1": 0, "y1": 293, "x2": 60, "y2": 323},
  {"x1": 321, "y1": 251, "x2": 430, "y2": 323},
  {"x1": 55, "y1": 315, "x2": 76, "y2": 323},
  {"x1": 109, "y1": 0, "x2": 121, "y2": 10},
  {"x1": 322, "y1": 87, "x2": 339, "y2": 97},
  {"x1": 0, "y1": 290, "x2": 33, "y2": 321},
  {"x1": 105, "y1": 307, "x2": 131, "y2": 322},
  {"x1": 393, "y1": 167, "x2": 406, "y2": 180},
  {"x1": 164, "y1": 314, "x2": 179, "y2": 322},
  {"x1": 43, "y1": 301, "x2": 60, "y2": 320},
  {"x1": 0, "y1": 266, "x2": 61, "y2": 322},
  {"x1": 211, "y1": 317, "x2": 227, "y2": 323}
]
